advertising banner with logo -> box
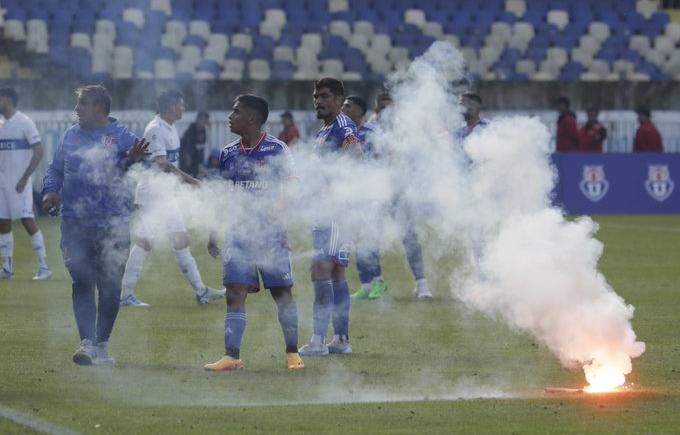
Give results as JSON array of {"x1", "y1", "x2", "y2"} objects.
[{"x1": 552, "y1": 154, "x2": 679, "y2": 214}]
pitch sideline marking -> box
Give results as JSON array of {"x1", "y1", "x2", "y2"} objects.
[{"x1": 0, "y1": 404, "x2": 80, "y2": 435}]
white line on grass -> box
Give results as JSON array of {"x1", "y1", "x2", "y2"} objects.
[{"x1": 0, "y1": 404, "x2": 79, "y2": 435}]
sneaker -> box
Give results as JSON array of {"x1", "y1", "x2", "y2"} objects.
[
  {"x1": 72, "y1": 339, "x2": 96, "y2": 365},
  {"x1": 93, "y1": 341, "x2": 116, "y2": 366},
  {"x1": 0, "y1": 267, "x2": 13, "y2": 279},
  {"x1": 120, "y1": 293, "x2": 150, "y2": 307},
  {"x1": 350, "y1": 287, "x2": 371, "y2": 300},
  {"x1": 414, "y1": 284, "x2": 433, "y2": 299},
  {"x1": 327, "y1": 336, "x2": 352, "y2": 354},
  {"x1": 196, "y1": 287, "x2": 226, "y2": 305},
  {"x1": 204, "y1": 356, "x2": 244, "y2": 371},
  {"x1": 32, "y1": 268, "x2": 52, "y2": 280},
  {"x1": 367, "y1": 280, "x2": 388, "y2": 299},
  {"x1": 287, "y1": 353, "x2": 305, "y2": 371},
  {"x1": 298, "y1": 341, "x2": 329, "y2": 356}
]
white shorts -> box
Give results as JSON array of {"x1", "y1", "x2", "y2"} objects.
[
  {"x1": 0, "y1": 186, "x2": 34, "y2": 219},
  {"x1": 132, "y1": 199, "x2": 186, "y2": 239}
]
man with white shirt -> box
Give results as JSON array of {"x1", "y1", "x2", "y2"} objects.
[
  {"x1": 120, "y1": 90, "x2": 223, "y2": 306},
  {"x1": 0, "y1": 87, "x2": 51, "y2": 280}
]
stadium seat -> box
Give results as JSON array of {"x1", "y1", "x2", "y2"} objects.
[
  {"x1": 150, "y1": 0, "x2": 172, "y2": 16},
  {"x1": 348, "y1": 34, "x2": 370, "y2": 53},
  {"x1": 547, "y1": 10, "x2": 569, "y2": 31},
  {"x1": 630, "y1": 35, "x2": 651, "y2": 52},
  {"x1": 653, "y1": 35, "x2": 675, "y2": 56},
  {"x1": 329, "y1": 21, "x2": 351, "y2": 40},
  {"x1": 70, "y1": 33, "x2": 91, "y2": 51},
  {"x1": 588, "y1": 22, "x2": 610, "y2": 42},
  {"x1": 300, "y1": 33, "x2": 323, "y2": 53},
  {"x1": 515, "y1": 59, "x2": 536, "y2": 76},
  {"x1": 188, "y1": 20, "x2": 211, "y2": 41},
  {"x1": 636, "y1": 0, "x2": 658, "y2": 20},
  {"x1": 505, "y1": 0, "x2": 527, "y2": 18},
  {"x1": 328, "y1": 0, "x2": 349, "y2": 14},
  {"x1": 112, "y1": 46, "x2": 134, "y2": 78},
  {"x1": 665, "y1": 23, "x2": 680, "y2": 44},
  {"x1": 354, "y1": 21, "x2": 374, "y2": 38},
  {"x1": 231, "y1": 33, "x2": 253, "y2": 52},
  {"x1": 404, "y1": 9, "x2": 427, "y2": 28},
  {"x1": 154, "y1": 58, "x2": 175, "y2": 78},
  {"x1": 273, "y1": 45, "x2": 295, "y2": 62},
  {"x1": 4, "y1": 19, "x2": 26, "y2": 41},
  {"x1": 26, "y1": 19, "x2": 48, "y2": 54},
  {"x1": 422, "y1": 22, "x2": 444, "y2": 39},
  {"x1": 123, "y1": 8, "x2": 145, "y2": 28}
]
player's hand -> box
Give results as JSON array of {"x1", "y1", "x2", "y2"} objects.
[
  {"x1": 42, "y1": 192, "x2": 61, "y2": 216},
  {"x1": 127, "y1": 138, "x2": 151, "y2": 162},
  {"x1": 15, "y1": 177, "x2": 28, "y2": 193},
  {"x1": 208, "y1": 239, "x2": 221, "y2": 258}
]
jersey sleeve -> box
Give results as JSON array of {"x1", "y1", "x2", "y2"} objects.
[
  {"x1": 337, "y1": 123, "x2": 361, "y2": 148},
  {"x1": 143, "y1": 124, "x2": 167, "y2": 159},
  {"x1": 23, "y1": 116, "x2": 41, "y2": 145}
]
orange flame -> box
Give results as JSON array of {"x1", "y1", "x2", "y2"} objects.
[{"x1": 583, "y1": 366, "x2": 625, "y2": 393}]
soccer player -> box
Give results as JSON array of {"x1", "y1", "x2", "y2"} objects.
[
  {"x1": 0, "y1": 87, "x2": 51, "y2": 280},
  {"x1": 203, "y1": 94, "x2": 303, "y2": 371},
  {"x1": 369, "y1": 92, "x2": 433, "y2": 300},
  {"x1": 42, "y1": 85, "x2": 149, "y2": 365},
  {"x1": 299, "y1": 78, "x2": 362, "y2": 356},
  {"x1": 120, "y1": 91, "x2": 224, "y2": 307},
  {"x1": 457, "y1": 92, "x2": 490, "y2": 140},
  {"x1": 341, "y1": 95, "x2": 388, "y2": 300}
]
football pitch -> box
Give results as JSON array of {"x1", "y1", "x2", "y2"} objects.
[{"x1": 1, "y1": 215, "x2": 679, "y2": 434}]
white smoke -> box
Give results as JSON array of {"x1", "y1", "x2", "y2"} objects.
[{"x1": 128, "y1": 40, "x2": 644, "y2": 388}]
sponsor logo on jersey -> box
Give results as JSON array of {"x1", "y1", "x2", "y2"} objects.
[
  {"x1": 644, "y1": 164, "x2": 674, "y2": 202},
  {"x1": 103, "y1": 135, "x2": 116, "y2": 152},
  {"x1": 579, "y1": 165, "x2": 609, "y2": 202}
]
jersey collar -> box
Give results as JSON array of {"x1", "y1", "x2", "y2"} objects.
[{"x1": 240, "y1": 132, "x2": 266, "y2": 155}]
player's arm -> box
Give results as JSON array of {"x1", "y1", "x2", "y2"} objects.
[
  {"x1": 152, "y1": 155, "x2": 199, "y2": 185},
  {"x1": 41, "y1": 138, "x2": 66, "y2": 214},
  {"x1": 341, "y1": 128, "x2": 364, "y2": 158},
  {"x1": 15, "y1": 142, "x2": 43, "y2": 193}
]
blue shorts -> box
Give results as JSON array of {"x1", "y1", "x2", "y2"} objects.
[
  {"x1": 312, "y1": 222, "x2": 351, "y2": 267},
  {"x1": 222, "y1": 233, "x2": 293, "y2": 292}
]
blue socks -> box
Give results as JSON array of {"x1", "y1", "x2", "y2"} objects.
[
  {"x1": 332, "y1": 278, "x2": 350, "y2": 339},
  {"x1": 225, "y1": 308, "x2": 246, "y2": 359},
  {"x1": 276, "y1": 299, "x2": 299, "y2": 353},
  {"x1": 312, "y1": 279, "x2": 334, "y2": 339}
]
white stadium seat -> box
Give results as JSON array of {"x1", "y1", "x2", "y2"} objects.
[
  {"x1": 341, "y1": 71, "x2": 362, "y2": 81},
  {"x1": 588, "y1": 22, "x2": 610, "y2": 42},
  {"x1": 273, "y1": 46, "x2": 295, "y2": 62},
  {"x1": 264, "y1": 9, "x2": 286, "y2": 27},
  {"x1": 629, "y1": 35, "x2": 651, "y2": 53},
  {"x1": 665, "y1": 22, "x2": 680, "y2": 44},
  {"x1": 329, "y1": 21, "x2": 351, "y2": 40},
  {"x1": 189, "y1": 20, "x2": 211, "y2": 41},
  {"x1": 422, "y1": 22, "x2": 444, "y2": 39},
  {"x1": 154, "y1": 59, "x2": 175, "y2": 79},
  {"x1": 231, "y1": 33, "x2": 253, "y2": 51},
  {"x1": 220, "y1": 59, "x2": 245, "y2": 79},
  {"x1": 328, "y1": 0, "x2": 349, "y2": 13},
  {"x1": 321, "y1": 59, "x2": 344, "y2": 76},
  {"x1": 70, "y1": 33, "x2": 91, "y2": 50},
  {"x1": 354, "y1": 21, "x2": 375, "y2": 38},
  {"x1": 4, "y1": 19, "x2": 26, "y2": 41},
  {"x1": 654, "y1": 35, "x2": 675, "y2": 56},
  {"x1": 404, "y1": 9, "x2": 427, "y2": 28},
  {"x1": 348, "y1": 34, "x2": 369, "y2": 52},
  {"x1": 636, "y1": 0, "x2": 658, "y2": 20},
  {"x1": 248, "y1": 59, "x2": 271, "y2": 80},
  {"x1": 95, "y1": 19, "x2": 116, "y2": 39},
  {"x1": 370, "y1": 34, "x2": 392, "y2": 54},
  {"x1": 300, "y1": 33, "x2": 322, "y2": 53},
  {"x1": 505, "y1": 0, "x2": 526, "y2": 17},
  {"x1": 515, "y1": 59, "x2": 536, "y2": 76},
  {"x1": 122, "y1": 8, "x2": 145, "y2": 29},
  {"x1": 491, "y1": 22, "x2": 513, "y2": 40},
  {"x1": 112, "y1": 46, "x2": 133, "y2": 78},
  {"x1": 547, "y1": 10, "x2": 569, "y2": 31},
  {"x1": 150, "y1": 0, "x2": 172, "y2": 15}
]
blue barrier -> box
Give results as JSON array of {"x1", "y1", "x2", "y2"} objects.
[{"x1": 552, "y1": 154, "x2": 680, "y2": 214}]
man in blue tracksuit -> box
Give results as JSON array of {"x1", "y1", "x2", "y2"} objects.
[{"x1": 42, "y1": 85, "x2": 148, "y2": 366}]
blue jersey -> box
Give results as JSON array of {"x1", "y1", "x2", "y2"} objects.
[
  {"x1": 314, "y1": 113, "x2": 360, "y2": 154},
  {"x1": 358, "y1": 122, "x2": 379, "y2": 159},
  {"x1": 220, "y1": 133, "x2": 295, "y2": 222},
  {"x1": 455, "y1": 118, "x2": 491, "y2": 141},
  {"x1": 42, "y1": 118, "x2": 139, "y2": 227}
]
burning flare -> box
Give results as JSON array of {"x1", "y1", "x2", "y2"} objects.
[{"x1": 583, "y1": 361, "x2": 626, "y2": 393}]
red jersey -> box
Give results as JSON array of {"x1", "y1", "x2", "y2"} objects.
[
  {"x1": 633, "y1": 119, "x2": 663, "y2": 152},
  {"x1": 556, "y1": 111, "x2": 580, "y2": 152},
  {"x1": 278, "y1": 124, "x2": 300, "y2": 145},
  {"x1": 579, "y1": 121, "x2": 607, "y2": 153}
]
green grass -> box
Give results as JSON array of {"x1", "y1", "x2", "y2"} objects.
[{"x1": 1, "y1": 216, "x2": 679, "y2": 434}]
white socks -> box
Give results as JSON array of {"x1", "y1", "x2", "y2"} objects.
[
  {"x1": 174, "y1": 247, "x2": 205, "y2": 294},
  {"x1": 0, "y1": 232, "x2": 13, "y2": 271},
  {"x1": 30, "y1": 231, "x2": 49, "y2": 270},
  {"x1": 121, "y1": 244, "x2": 149, "y2": 299}
]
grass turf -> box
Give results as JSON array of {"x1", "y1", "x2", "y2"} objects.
[{"x1": 1, "y1": 216, "x2": 679, "y2": 434}]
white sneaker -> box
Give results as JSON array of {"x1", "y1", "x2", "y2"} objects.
[
  {"x1": 196, "y1": 287, "x2": 226, "y2": 305},
  {"x1": 298, "y1": 341, "x2": 329, "y2": 356},
  {"x1": 72, "y1": 339, "x2": 96, "y2": 365},
  {"x1": 0, "y1": 267, "x2": 13, "y2": 279},
  {"x1": 120, "y1": 293, "x2": 150, "y2": 307},
  {"x1": 93, "y1": 342, "x2": 116, "y2": 366},
  {"x1": 327, "y1": 335, "x2": 352, "y2": 354},
  {"x1": 32, "y1": 268, "x2": 52, "y2": 280},
  {"x1": 414, "y1": 284, "x2": 433, "y2": 299}
]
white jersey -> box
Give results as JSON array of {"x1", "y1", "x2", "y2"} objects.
[
  {"x1": 0, "y1": 111, "x2": 41, "y2": 187},
  {"x1": 135, "y1": 115, "x2": 180, "y2": 205}
]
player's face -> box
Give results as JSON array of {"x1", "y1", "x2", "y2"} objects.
[
  {"x1": 75, "y1": 94, "x2": 102, "y2": 128},
  {"x1": 313, "y1": 87, "x2": 342, "y2": 119},
  {"x1": 0, "y1": 96, "x2": 9, "y2": 114},
  {"x1": 341, "y1": 99, "x2": 363, "y2": 124},
  {"x1": 587, "y1": 110, "x2": 598, "y2": 123},
  {"x1": 171, "y1": 98, "x2": 185, "y2": 122},
  {"x1": 229, "y1": 101, "x2": 250, "y2": 135}
]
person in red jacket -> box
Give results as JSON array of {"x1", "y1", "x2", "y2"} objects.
[
  {"x1": 555, "y1": 96, "x2": 580, "y2": 152},
  {"x1": 579, "y1": 107, "x2": 607, "y2": 153},
  {"x1": 633, "y1": 106, "x2": 664, "y2": 152}
]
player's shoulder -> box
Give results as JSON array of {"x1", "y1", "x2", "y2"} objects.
[
  {"x1": 221, "y1": 138, "x2": 241, "y2": 155},
  {"x1": 335, "y1": 113, "x2": 357, "y2": 129},
  {"x1": 259, "y1": 134, "x2": 290, "y2": 154}
]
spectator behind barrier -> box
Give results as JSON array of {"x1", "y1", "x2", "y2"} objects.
[
  {"x1": 180, "y1": 111, "x2": 209, "y2": 177},
  {"x1": 555, "y1": 96, "x2": 580, "y2": 153},
  {"x1": 278, "y1": 111, "x2": 300, "y2": 146},
  {"x1": 579, "y1": 107, "x2": 607, "y2": 153},
  {"x1": 633, "y1": 106, "x2": 664, "y2": 153}
]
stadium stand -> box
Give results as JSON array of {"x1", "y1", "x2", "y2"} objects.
[{"x1": 0, "y1": 0, "x2": 678, "y2": 81}]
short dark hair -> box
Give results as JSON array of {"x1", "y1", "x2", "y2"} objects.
[
  {"x1": 586, "y1": 106, "x2": 599, "y2": 113},
  {"x1": 556, "y1": 96, "x2": 570, "y2": 107},
  {"x1": 75, "y1": 85, "x2": 111, "y2": 114},
  {"x1": 635, "y1": 105, "x2": 651, "y2": 117},
  {"x1": 235, "y1": 94, "x2": 269, "y2": 125},
  {"x1": 345, "y1": 95, "x2": 367, "y2": 116},
  {"x1": 376, "y1": 92, "x2": 392, "y2": 103},
  {"x1": 314, "y1": 77, "x2": 345, "y2": 97},
  {"x1": 281, "y1": 110, "x2": 293, "y2": 119},
  {"x1": 0, "y1": 87, "x2": 18, "y2": 106},
  {"x1": 157, "y1": 90, "x2": 183, "y2": 113},
  {"x1": 462, "y1": 92, "x2": 482, "y2": 106},
  {"x1": 196, "y1": 111, "x2": 209, "y2": 120}
]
